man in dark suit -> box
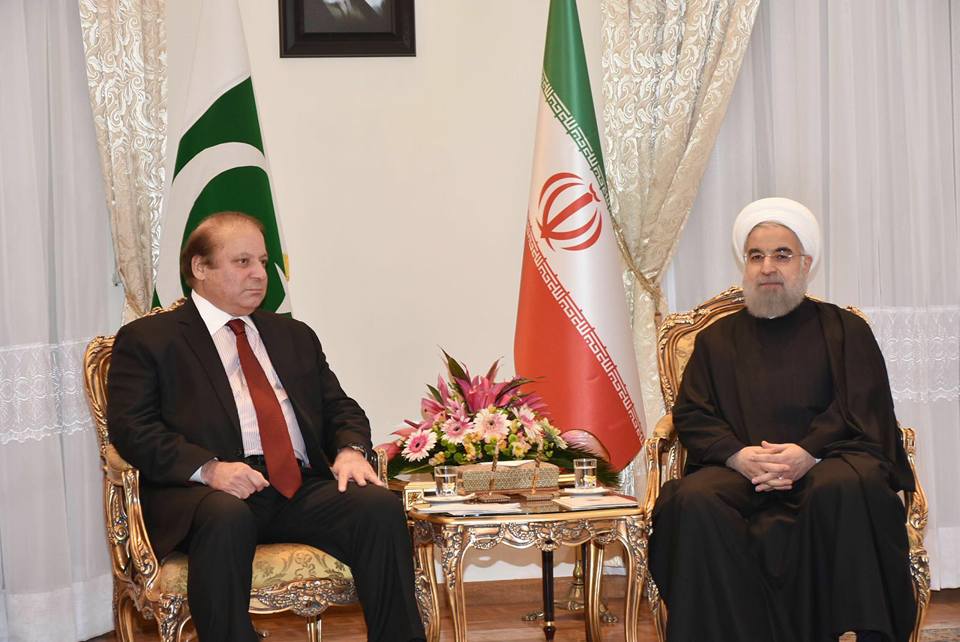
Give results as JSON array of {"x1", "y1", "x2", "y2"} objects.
[{"x1": 107, "y1": 211, "x2": 425, "y2": 642}]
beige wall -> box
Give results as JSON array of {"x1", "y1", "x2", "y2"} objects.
[{"x1": 238, "y1": 0, "x2": 603, "y2": 580}]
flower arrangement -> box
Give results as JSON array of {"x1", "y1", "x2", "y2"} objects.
[{"x1": 384, "y1": 352, "x2": 615, "y2": 484}]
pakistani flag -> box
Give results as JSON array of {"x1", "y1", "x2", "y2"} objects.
[
  {"x1": 155, "y1": 0, "x2": 290, "y2": 313},
  {"x1": 514, "y1": 0, "x2": 644, "y2": 471}
]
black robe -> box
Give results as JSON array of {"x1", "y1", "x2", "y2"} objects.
[{"x1": 649, "y1": 299, "x2": 916, "y2": 642}]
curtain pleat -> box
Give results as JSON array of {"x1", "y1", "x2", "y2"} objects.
[
  {"x1": 78, "y1": 0, "x2": 166, "y2": 321},
  {"x1": 600, "y1": 0, "x2": 760, "y2": 493}
]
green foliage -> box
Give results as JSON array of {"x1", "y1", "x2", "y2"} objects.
[{"x1": 386, "y1": 443, "x2": 618, "y2": 486}]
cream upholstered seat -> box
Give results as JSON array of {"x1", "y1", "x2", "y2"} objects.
[
  {"x1": 641, "y1": 286, "x2": 930, "y2": 642},
  {"x1": 83, "y1": 301, "x2": 388, "y2": 642}
]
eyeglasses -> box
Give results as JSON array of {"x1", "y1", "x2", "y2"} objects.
[{"x1": 743, "y1": 250, "x2": 805, "y2": 266}]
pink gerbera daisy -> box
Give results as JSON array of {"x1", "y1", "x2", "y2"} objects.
[
  {"x1": 516, "y1": 405, "x2": 541, "y2": 441},
  {"x1": 474, "y1": 407, "x2": 509, "y2": 442},
  {"x1": 441, "y1": 416, "x2": 472, "y2": 444},
  {"x1": 402, "y1": 428, "x2": 437, "y2": 462}
]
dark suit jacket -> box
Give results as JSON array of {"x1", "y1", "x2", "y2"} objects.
[{"x1": 107, "y1": 298, "x2": 372, "y2": 557}]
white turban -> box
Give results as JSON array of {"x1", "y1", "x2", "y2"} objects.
[{"x1": 732, "y1": 197, "x2": 821, "y2": 272}]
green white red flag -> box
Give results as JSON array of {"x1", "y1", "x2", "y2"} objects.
[
  {"x1": 155, "y1": 0, "x2": 290, "y2": 313},
  {"x1": 514, "y1": 0, "x2": 644, "y2": 471}
]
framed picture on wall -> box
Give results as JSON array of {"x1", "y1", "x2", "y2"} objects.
[{"x1": 280, "y1": 0, "x2": 415, "y2": 57}]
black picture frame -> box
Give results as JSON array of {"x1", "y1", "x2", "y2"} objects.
[{"x1": 280, "y1": 0, "x2": 415, "y2": 58}]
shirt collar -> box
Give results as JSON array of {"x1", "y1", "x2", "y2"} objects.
[{"x1": 191, "y1": 291, "x2": 254, "y2": 336}]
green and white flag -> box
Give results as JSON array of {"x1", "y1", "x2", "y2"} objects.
[{"x1": 156, "y1": 0, "x2": 290, "y2": 313}]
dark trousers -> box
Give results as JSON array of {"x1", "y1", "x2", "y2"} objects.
[
  {"x1": 180, "y1": 474, "x2": 424, "y2": 642},
  {"x1": 648, "y1": 456, "x2": 915, "y2": 642}
]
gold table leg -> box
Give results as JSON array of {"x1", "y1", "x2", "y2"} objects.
[
  {"x1": 585, "y1": 540, "x2": 605, "y2": 641},
  {"x1": 438, "y1": 525, "x2": 469, "y2": 642},
  {"x1": 417, "y1": 538, "x2": 441, "y2": 642},
  {"x1": 622, "y1": 516, "x2": 644, "y2": 642}
]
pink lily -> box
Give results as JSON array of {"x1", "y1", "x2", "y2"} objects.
[
  {"x1": 437, "y1": 376, "x2": 451, "y2": 405},
  {"x1": 421, "y1": 397, "x2": 446, "y2": 423},
  {"x1": 456, "y1": 375, "x2": 511, "y2": 413}
]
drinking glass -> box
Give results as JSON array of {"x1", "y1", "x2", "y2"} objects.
[
  {"x1": 573, "y1": 458, "x2": 598, "y2": 489},
  {"x1": 434, "y1": 465, "x2": 458, "y2": 496}
]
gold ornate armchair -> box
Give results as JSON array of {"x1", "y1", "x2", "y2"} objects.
[
  {"x1": 83, "y1": 302, "x2": 389, "y2": 642},
  {"x1": 641, "y1": 286, "x2": 930, "y2": 642}
]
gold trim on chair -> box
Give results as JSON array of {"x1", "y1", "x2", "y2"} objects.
[
  {"x1": 642, "y1": 287, "x2": 931, "y2": 642},
  {"x1": 83, "y1": 299, "x2": 385, "y2": 642}
]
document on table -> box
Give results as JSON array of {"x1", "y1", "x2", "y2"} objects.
[
  {"x1": 551, "y1": 495, "x2": 639, "y2": 511},
  {"x1": 414, "y1": 502, "x2": 524, "y2": 515}
]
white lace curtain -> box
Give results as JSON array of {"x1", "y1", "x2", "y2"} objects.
[
  {"x1": 666, "y1": 0, "x2": 960, "y2": 588},
  {"x1": 0, "y1": 0, "x2": 120, "y2": 639}
]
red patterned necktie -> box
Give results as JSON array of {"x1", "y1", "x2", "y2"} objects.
[{"x1": 227, "y1": 319, "x2": 302, "y2": 498}]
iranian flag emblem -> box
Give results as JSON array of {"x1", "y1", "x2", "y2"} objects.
[{"x1": 515, "y1": 0, "x2": 644, "y2": 471}]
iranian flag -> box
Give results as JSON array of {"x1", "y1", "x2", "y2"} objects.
[
  {"x1": 514, "y1": 0, "x2": 643, "y2": 471},
  {"x1": 155, "y1": 0, "x2": 290, "y2": 313}
]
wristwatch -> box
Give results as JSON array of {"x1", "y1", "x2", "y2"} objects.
[{"x1": 339, "y1": 444, "x2": 368, "y2": 460}]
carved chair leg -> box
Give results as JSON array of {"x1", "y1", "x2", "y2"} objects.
[
  {"x1": 154, "y1": 595, "x2": 189, "y2": 642},
  {"x1": 113, "y1": 589, "x2": 137, "y2": 642},
  {"x1": 305, "y1": 615, "x2": 321, "y2": 642}
]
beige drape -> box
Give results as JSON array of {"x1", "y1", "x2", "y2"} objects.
[
  {"x1": 600, "y1": 0, "x2": 760, "y2": 438},
  {"x1": 79, "y1": 0, "x2": 166, "y2": 320}
]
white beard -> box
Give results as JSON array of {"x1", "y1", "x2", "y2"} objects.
[{"x1": 743, "y1": 276, "x2": 807, "y2": 318}]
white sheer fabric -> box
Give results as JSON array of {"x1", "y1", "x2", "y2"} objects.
[
  {"x1": 667, "y1": 0, "x2": 960, "y2": 588},
  {"x1": 0, "y1": 0, "x2": 121, "y2": 638}
]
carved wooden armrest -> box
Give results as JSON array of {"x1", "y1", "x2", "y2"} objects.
[
  {"x1": 103, "y1": 444, "x2": 164, "y2": 599},
  {"x1": 374, "y1": 447, "x2": 388, "y2": 484},
  {"x1": 643, "y1": 414, "x2": 678, "y2": 515},
  {"x1": 898, "y1": 426, "x2": 931, "y2": 630},
  {"x1": 104, "y1": 443, "x2": 132, "y2": 484}
]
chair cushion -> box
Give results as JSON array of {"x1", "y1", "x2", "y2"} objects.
[{"x1": 160, "y1": 543, "x2": 353, "y2": 595}]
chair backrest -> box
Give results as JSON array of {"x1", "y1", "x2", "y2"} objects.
[
  {"x1": 84, "y1": 335, "x2": 114, "y2": 458},
  {"x1": 84, "y1": 299, "x2": 185, "y2": 458},
  {"x1": 82, "y1": 300, "x2": 186, "y2": 601},
  {"x1": 656, "y1": 286, "x2": 745, "y2": 412}
]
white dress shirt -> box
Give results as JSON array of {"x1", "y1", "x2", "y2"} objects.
[{"x1": 190, "y1": 291, "x2": 309, "y2": 482}]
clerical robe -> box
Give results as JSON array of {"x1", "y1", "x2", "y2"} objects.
[{"x1": 648, "y1": 299, "x2": 916, "y2": 642}]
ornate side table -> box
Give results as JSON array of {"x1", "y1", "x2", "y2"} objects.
[{"x1": 406, "y1": 500, "x2": 647, "y2": 642}]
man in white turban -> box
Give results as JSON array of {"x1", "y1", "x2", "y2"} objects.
[{"x1": 648, "y1": 198, "x2": 916, "y2": 642}]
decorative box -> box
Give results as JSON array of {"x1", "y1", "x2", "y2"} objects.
[{"x1": 458, "y1": 461, "x2": 560, "y2": 493}]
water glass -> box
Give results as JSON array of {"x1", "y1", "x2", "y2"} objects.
[
  {"x1": 573, "y1": 458, "x2": 598, "y2": 489},
  {"x1": 434, "y1": 465, "x2": 458, "y2": 496}
]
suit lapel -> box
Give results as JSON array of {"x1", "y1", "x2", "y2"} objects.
[
  {"x1": 252, "y1": 311, "x2": 317, "y2": 436},
  {"x1": 178, "y1": 299, "x2": 242, "y2": 435},
  {"x1": 251, "y1": 310, "x2": 296, "y2": 385}
]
